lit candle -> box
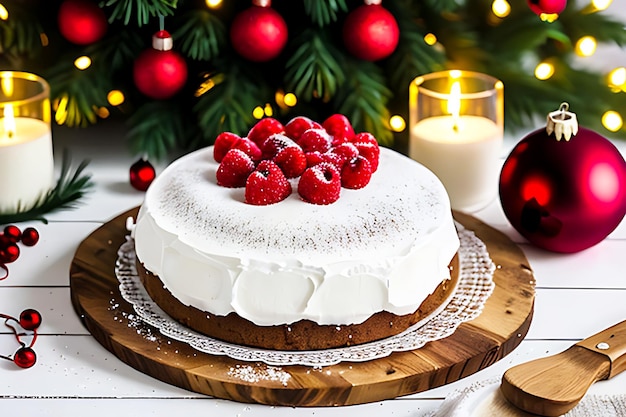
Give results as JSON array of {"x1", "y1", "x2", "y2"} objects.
[
  {"x1": 409, "y1": 71, "x2": 504, "y2": 212},
  {"x1": 0, "y1": 72, "x2": 54, "y2": 213}
]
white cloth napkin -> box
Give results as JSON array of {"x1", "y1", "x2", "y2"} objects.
[{"x1": 424, "y1": 377, "x2": 626, "y2": 417}]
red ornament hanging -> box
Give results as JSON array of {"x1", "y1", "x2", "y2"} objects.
[
  {"x1": 527, "y1": 0, "x2": 567, "y2": 16},
  {"x1": 342, "y1": 0, "x2": 400, "y2": 62},
  {"x1": 230, "y1": 0, "x2": 288, "y2": 62},
  {"x1": 499, "y1": 103, "x2": 626, "y2": 253},
  {"x1": 133, "y1": 30, "x2": 188, "y2": 100},
  {"x1": 58, "y1": 0, "x2": 108, "y2": 45},
  {"x1": 130, "y1": 157, "x2": 156, "y2": 191},
  {"x1": 1, "y1": 309, "x2": 41, "y2": 369}
]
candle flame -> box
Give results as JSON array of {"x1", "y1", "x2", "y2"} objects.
[
  {"x1": 3, "y1": 104, "x2": 16, "y2": 139},
  {"x1": 448, "y1": 81, "x2": 461, "y2": 131}
]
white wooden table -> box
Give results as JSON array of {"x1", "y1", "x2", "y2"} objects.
[{"x1": 0, "y1": 119, "x2": 624, "y2": 416}]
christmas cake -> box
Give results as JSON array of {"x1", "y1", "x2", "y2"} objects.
[{"x1": 132, "y1": 115, "x2": 460, "y2": 350}]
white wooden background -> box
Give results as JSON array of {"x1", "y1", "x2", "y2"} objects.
[{"x1": 1, "y1": 3, "x2": 625, "y2": 414}]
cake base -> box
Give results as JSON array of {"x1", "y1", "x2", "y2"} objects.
[
  {"x1": 137, "y1": 257, "x2": 459, "y2": 351},
  {"x1": 70, "y1": 207, "x2": 535, "y2": 407}
]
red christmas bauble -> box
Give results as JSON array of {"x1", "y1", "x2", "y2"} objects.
[
  {"x1": 20, "y1": 227, "x2": 40, "y2": 247},
  {"x1": 527, "y1": 0, "x2": 567, "y2": 15},
  {"x1": 58, "y1": 0, "x2": 108, "y2": 45},
  {"x1": 13, "y1": 347, "x2": 37, "y2": 369},
  {"x1": 133, "y1": 31, "x2": 188, "y2": 100},
  {"x1": 130, "y1": 158, "x2": 156, "y2": 191},
  {"x1": 19, "y1": 309, "x2": 42, "y2": 331},
  {"x1": 0, "y1": 243, "x2": 19, "y2": 264},
  {"x1": 342, "y1": 3, "x2": 400, "y2": 61},
  {"x1": 499, "y1": 105, "x2": 626, "y2": 253},
  {"x1": 230, "y1": 4, "x2": 288, "y2": 62}
]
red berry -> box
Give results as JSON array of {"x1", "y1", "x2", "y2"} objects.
[
  {"x1": 323, "y1": 114, "x2": 355, "y2": 145},
  {"x1": 354, "y1": 141, "x2": 380, "y2": 172},
  {"x1": 330, "y1": 142, "x2": 359, "y2": 162},
  {"x1": 247, "y1": 117, "x2": 285, "y2": 147},
  {"x1": 350, "y1": 132, "x2": 378, "y2": 146},
  {"x1": 341, "y1": 155, "x2": 373, "y2": 189},
  {"x1": 273, "y1": 146, "x2": 307, "y2": 178},
  {"x1": 284, "y1": 116, "x2": 322, "y2": 142},
  {"x1": 245, "y1": 160, "x2": 292, "y2": 205},
  {"x1": 0, "y1": 244, "x2": 19, "y2": 264},
  {"x1": 20, "y1": 227, "x2": 39, "y2": 247},
  {"x1": 0, "y1": 234, "x2": 13, "y2": 248},
  {"x1": 129, "y1": 158, "x2": 156, "y2": 191},
  {"x1": 298, "y1": 129, "x2": 332, "y2": 153},
  {"x1": 19, "y1": 309, "x2": 42, "y2": 331},
  {"x1": 298, "y1": 162, "x2": 342, "y2": 205},
  {"x1": 232, "y1": 137, "x2": 262, "y2": 162},
  {"x1": 13, "y1": 347, "x2": 36, "y2": 368},
  {"x1": 213, "y1": 132, "x2": 241, "y2": 163},
  {"x1": 305, "y1": 151, "x2": 345, "y2": 171},
  {"x1": 261, "y1": 133, "x2": 298, "y2": 159},
  {"x1": 216, "y1": 149, "x2": 256, "y2": 188},
  {"x1": 3, "y1": 225, "x2": 21, "y2": 243}
]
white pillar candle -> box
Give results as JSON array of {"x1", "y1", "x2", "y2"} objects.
[
  {"x1": 409, "y1": 71, "x2": 504, "y2": 212},
  {"x1": 410, "y1": 115, "x2": 502, "y2": 211},
  {"x1": 0, "y1": 116, "x2": 54, "y2": 212}
]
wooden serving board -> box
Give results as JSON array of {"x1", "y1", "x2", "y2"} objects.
[{"x1": 69, "y1": 208, "x2": 535, "y2": 407}]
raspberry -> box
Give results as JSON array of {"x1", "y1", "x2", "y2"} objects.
[
  {"x1": 213, "y1": 132, "x2": 241, "y2": 163},
  {"x1": 353, "y1": 141, "x2": 380, "y2": 172},
  {"x1": 323, "y1": 114, "x2": 355, "y2": 146},
  {"x1": 298, "y1": 128, "x2": 332, "y2": 153},
  {"x1": 232, "y1": 137, "x2": 262, "y2": 162},
  {"x1": 245, "y1": 160, "x2": 292, "y2": 205},
  {"x1": 341, "y1": 155, "x2": 372, "y2": 189},
  {"x1": 216, "y1": 149, "x2": 255, "y2": 188},
  {"x1": 261, "y1": 133, "x2": 297, "y2": 159},
  {"x1": 284, "y1": 116, "x2": 322, "y2": 142},
  {"x1": 305, "y1": 151, "x2": 345, "y2": 171},
  {"x1": 298, "y1": 162, "x2": 341, "y2": 205},
  {"x1": 247, "y1": 117, "x2": 285, "y2": 147},
  {"x1": 273, "y1": 146, "x2": 307, "y2": 178},
  {"x1": 350, "y1": 132, "x2": 378, "y2": 146},
  {"x1": 330, "y1": 142, "x2": 359, "y2": 162}
]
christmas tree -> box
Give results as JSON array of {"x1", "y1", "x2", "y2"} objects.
[{"x1": 1, "y1": 0, "x2": 625, "y2": 161}]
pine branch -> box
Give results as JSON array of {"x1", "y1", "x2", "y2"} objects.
[
  {"x1": 45, "y1": 59, "x2": 110, "y2": 127},
  {"x1": 386, "y1": 1, "x2": 446, "y2": 92},
  {"x1": 0, "y1": 2, "x2": 45, "y2": 66},
  {"x1": 334, "y1": 60, "x2": 393, "y2": 145},
  {"x1": 0, "y1": 150, "x2": 93, "y2": 225},
  {"x1": 127, "y1": 101, "x2": 189, "y2": 161},
  {"x1": 560, "y1": 5, "x2": 626, "y2": 47},
  {"x1": 103, "y1": 0, "x2": 178, "y2": 26},
  {"x1": 193, "y1": 61, "x2": 270, "y2": 144},
  {"x1": 173, "y1": 9, "x2": 227, "y2": 61},
  {"x1": 284, "y1": 29, "x2": 346, "y2": 102},
  {"x1": 302, "y1": 0, "x2": 349, "y2": 27}
]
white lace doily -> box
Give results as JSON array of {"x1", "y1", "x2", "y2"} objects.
[{"x1": 114, "y1": 222, "x2": 495, "y2": 367}]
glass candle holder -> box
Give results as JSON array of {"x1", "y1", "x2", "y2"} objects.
[
  {"x1": 409, "y1": 70, "x2": 504, "y2": 212},
  {"x1": 0, "y1": 71, "x2": 54, "y2": 213}
]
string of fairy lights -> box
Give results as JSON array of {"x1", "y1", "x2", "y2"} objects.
[{"x1": 0, "y1": 0, "x2": 624, "y2": 133}]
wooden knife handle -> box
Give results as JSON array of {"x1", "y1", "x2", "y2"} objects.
[{"x1": 575, "y1": 320, "x2": 626, "y2": 379}]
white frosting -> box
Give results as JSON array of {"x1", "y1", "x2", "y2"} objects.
[{"x1": 133, "y1": 146, "x2": 460, "y2": 326}]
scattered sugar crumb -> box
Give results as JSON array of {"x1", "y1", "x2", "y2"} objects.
[{"x1": 228, "y1": 363, "x2": 291, "y2": 386}]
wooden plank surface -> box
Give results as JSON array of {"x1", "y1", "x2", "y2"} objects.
[{"x1": 69, "y1": 207, "x2": 535, "y2": 407}]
